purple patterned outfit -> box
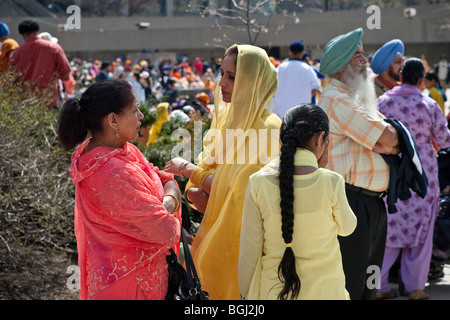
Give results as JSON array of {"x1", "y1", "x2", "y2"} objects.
[{"x1": 376, "y1": 84, "x2": 450, "y2": 293}]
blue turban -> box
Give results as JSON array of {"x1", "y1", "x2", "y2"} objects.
[
  {"x1": 370, "y1": 39, "x2": 404, "y2": 74},
  {"x1": 320, "y1": 28, "x2": 363, "y2": 76},
  {"x1": 0, "y1": 22, "x2": 9, "y2": 36}
]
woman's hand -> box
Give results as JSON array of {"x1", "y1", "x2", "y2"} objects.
[
  {"x1": 164, "y1": 157, "x2": 192, "y2": 177},
  {"x1": 164, "y1": 157, "x2": 186, "y2": 176},
  {"x1": 186, "y1": 188, "x2": 209, "y2": 213}
]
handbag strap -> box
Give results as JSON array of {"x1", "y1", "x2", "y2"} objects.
[{"x1": 181, "y1": 228, "x2": 202, "y2": 290}]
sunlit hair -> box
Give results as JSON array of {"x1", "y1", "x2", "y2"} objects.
[{"x1": 224, "y1": 44, "x2": 238, "y2": 58}]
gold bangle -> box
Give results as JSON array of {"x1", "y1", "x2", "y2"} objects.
[
  {"x1": 179, "y1": 161, "x2": 189, "y2": 177},
  {"x1": 190, "y1": 168, "x2": 201, "y2": 185},
  {"x1": 200, "y1": 171, "x2": 209, "y2": 188},
  {"x1": 164, "y1": 194, "x2": 180, "y2": 213},
  {"x1": 190, "y1": 168, "x2": 210, "y2": 189},
  {"x1": 184, "y1": 188, "x2": 194, "y2": 204}
]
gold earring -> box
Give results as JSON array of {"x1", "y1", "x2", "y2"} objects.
[{"x1": 115, "y1": 127, "x2": 120, "y2": 138}]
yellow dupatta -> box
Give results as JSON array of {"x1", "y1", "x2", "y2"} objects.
[{"x1": 186, "y1": 44, "x2": 281, "y2": 299}]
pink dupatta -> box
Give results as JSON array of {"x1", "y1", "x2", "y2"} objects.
[{"x1": 70, "y1": 140, "x2": 181, "y2": 300}]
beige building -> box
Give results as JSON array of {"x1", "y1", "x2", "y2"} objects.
[{"x1": 1, "y1": 2, "x2": 449, "y2": 66}]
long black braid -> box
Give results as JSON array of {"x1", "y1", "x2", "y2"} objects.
[{"x1": 277, "y1": 104, "x2": 329, "y2": 300}]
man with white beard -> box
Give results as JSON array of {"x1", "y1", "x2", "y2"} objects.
[{"x1": 318, "y1": 28, "x2": 400, "y2": 300}]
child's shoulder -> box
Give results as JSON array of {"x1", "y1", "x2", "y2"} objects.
[
  {"x1": 318, "y1": 167, "x2": 345, "y2": 183},
  {"x1": 249, "y1": 159, "x2": 279, "y2": 184}
]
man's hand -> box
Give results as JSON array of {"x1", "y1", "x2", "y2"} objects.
[{"x1": 374, "y1": 123, "x2": 400, "y2": 155}]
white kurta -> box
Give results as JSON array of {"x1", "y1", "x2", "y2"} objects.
[{"x1": 271, "y1": 59, "x2": 321, "y2": 118}]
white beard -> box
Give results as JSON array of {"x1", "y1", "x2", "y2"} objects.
[{"x1": 341, "y1": 64, "x2": 381, "y2": 120}]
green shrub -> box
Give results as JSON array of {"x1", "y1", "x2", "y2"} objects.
[
  {"x1": 138, "y1": 97, "x2": 158, "y2": 129},
  {"x1": 0, "y1": 71, "x2": 76, "y2": 250},
  {"x1": 0, "y1": 69, "x2": 213, "y2": 248}
]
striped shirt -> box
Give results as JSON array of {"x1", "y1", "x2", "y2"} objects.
[{"x1": 318, "y1": 78, "x2": 390, "y2": 192}]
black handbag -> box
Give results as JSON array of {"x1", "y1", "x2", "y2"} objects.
[
  {"x1": 438, "y1": 193, "x2": 450, "y2": 219},
  {"x1": 165, "y1": 228, "x2": 209, "y2": 300}
]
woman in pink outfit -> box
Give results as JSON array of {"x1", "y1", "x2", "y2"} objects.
[{"x1": 58, "y1": 80, "x2": 181, "y2": 300}]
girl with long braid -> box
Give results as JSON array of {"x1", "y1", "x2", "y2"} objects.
[{"x1": 239, "y1": 104, "x2": 357, "y2": 300}]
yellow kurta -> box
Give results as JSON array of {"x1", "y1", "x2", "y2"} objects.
[
  {"x1": 186, "y1": 45, "x2": 281, "y2": 300},
  {"x1": 428, "y1": 86, "x2": 446, "y2": 115},
  {"x1": 239, "y1": 149, "x2": 357, "y2": 300}
]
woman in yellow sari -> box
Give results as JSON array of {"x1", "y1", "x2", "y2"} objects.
[{"x1": 164, "y1": 44, "x2": 281, "y2": 299}]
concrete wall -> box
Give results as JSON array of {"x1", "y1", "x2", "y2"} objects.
[{"x1": 2, "y1": 4, "x2": 449, "y2": 65}]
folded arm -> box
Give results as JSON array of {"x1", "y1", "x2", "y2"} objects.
[{"x1": 373, "y1": 123, "x2": 400, "y2": 155}]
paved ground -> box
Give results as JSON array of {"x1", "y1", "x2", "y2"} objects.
[
  {"x1": 383, "y1": 264, "x2": 450, "y2": 300},
  {"x1": 423, "y1": 264, "x2": 450, "y2": 300}
]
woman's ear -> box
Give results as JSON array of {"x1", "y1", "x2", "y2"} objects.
[
  {"x1": 315, "y1": 131, "x2": 326, "y2": 150},
  {"x1": 107, "y1": 112, "x2": 118, "y2": 130}
]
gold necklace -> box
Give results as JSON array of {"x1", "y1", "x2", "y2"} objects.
[{"x1": 90, "y1": 138, "x2": 110, "y2": 147}]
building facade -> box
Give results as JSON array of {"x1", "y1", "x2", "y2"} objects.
[{"x1": 1, "y1": 1, "x2": 449, "y2": 66}]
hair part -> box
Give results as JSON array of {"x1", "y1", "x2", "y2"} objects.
[
  {"x1": 277, "y1": 104, "x2": 329, "y2": 300},
  {"x1": 224, "y1": 44, "x2": 238, "y2": 58},
  {"x1": 57, "y1": 79, "x2": 135, "y2": 150}
]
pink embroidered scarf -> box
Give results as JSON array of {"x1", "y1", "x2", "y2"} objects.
[{"x1": 70, "y1": 140, "x2": 181, "y2": 299}]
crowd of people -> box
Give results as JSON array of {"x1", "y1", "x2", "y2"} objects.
[
  {"x1": 2, "y1": 18, "x2": 450, "y2": 301},
  {"x1": 67, "y1": 54, "x2": 219, "y2": 107},
  {"x1": 0, "y1": 20, "x2": 219, "y2": 121}
]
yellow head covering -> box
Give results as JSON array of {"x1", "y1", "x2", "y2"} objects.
[
  {"x1": 187, "y1": 44, "x2": 281, "y2": 299},
  {"x1": 146, "y1": 102, "x2": 170, "y2": 145},
  {"x1": 0, "y1": 38, "x2": 19, "y2": 72}
]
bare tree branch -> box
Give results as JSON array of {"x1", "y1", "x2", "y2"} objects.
[{"x1": 194, "y1": 0, "x2": 303, "y2": 47}]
